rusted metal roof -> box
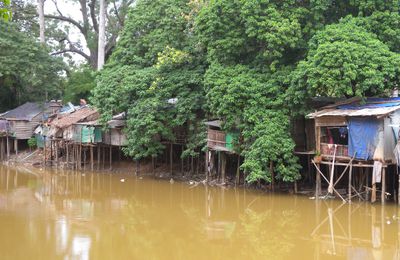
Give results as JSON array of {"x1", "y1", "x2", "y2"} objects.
[
  {"x1": 308, "y1": 98, "x2": 400, "y2": 118},
  {"x1": 51, "y1": 107, "x2": 99, "y2": 129}
]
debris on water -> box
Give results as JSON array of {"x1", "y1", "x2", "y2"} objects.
[
  {"x1": 309, "y1": 197, "x2": 316, "y2": 200},
  {"x1": 170, "y1": 178, "x2": 174, "y2": 184},
  {"x1": 139, "y1": 177, "x2": 143, "y2": 180},
  {"x1": 82, "y1": 174, "x2": 85, "y2": 177},
  {"x1": 189, "y1": 181, "x2": 194, "y2": 185},
  {"x1": 120, "y1": 178, "x2": 125, "y2": 183}
]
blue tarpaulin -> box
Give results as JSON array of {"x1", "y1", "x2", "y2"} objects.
[{"x1": 348, "y1": 117, "x2": 380, "y2": 160}]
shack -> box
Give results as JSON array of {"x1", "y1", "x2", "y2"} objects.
[
  {"x1": 0, "y1": 101, "x2": 62, "y2": 154},
  {"x1": 103, "y1": 113, "x2": 127, "y2": 147},
  {"x1": 48, "y1": 107, "x2": 99, "y2": 140},
  {"x1": 307, "y1": 97, "x2": 400, "y2": 203},
  {"x1": 205, "y1": 120, "x2": 240, "y2": 183}
]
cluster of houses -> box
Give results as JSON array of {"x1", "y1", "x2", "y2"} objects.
[
  {"x1": 1, "y1": 97, "x2": 400, "y2": 204},
  {"x1": 0, "y1": 100, "x2": 127, "y2": 170}
]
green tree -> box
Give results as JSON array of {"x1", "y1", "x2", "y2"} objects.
[
  {"x1": 92, "y1": 0, "x2": 206, "y2": 160},
  {"x1": 290, "y1": 21, "x2": 400, "y2": 108},
  {"x1": 0, "y1": 0, "x2": 11, "y2": 21},
  {"x1": 0, "y1": 21, "x2": 64, "y2": 111},
  {"x1": 63, "y1": 66, "x2": 96, "y2": 104}
]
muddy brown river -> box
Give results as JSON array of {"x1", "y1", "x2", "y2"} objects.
[{"x1": 0, "y1": 165, "x2": 399, "y2": 259}]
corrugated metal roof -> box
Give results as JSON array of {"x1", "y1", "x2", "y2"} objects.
[
  {"x1": 308, "y1": 98, "x2": 400, "y2": 118},
  {"x1": 51, "y1": 107, "x2": 99, "y2": 129},
  {"x1": 205, "y1": 120, "x2": 222, "y2": 128},
  {"x1": 0, "y1": 101, "x2": 62, "y2": 121},
  {"x1": 1, "y1": 102, "x2": 45, "y2": 121}
]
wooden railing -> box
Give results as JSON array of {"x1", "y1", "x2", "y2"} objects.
[{"x1": 320, "y1": 143, "x2": 349, "y2": 157}]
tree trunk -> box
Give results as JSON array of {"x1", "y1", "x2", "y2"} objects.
[
  {"x1": 97, "y1": 0, "x2": 106, "y2": 70},
  {"x1": 37, "y1": 0, "x2": 45, "y2": 44}
]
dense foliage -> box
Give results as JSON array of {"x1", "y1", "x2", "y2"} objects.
[
  {"x1": 0, "y1": 21, "x2": 64, "y2": 111},
  {"x1": 0, "y1": 0, "x2": 11, "y2": 21},
  {"x1": 92, "y1": 0, "x2": 400, "y2": 184},
  {"x1": 63, "y1": 66, "x2": 96, "y2": 104}
]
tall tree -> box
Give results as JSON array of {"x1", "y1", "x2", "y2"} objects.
[
  {"x1": 0, "y1": 20, "x2": 65, "y2": 111},
  {"x1": 45, "y1": 0, "x2": 134, "y2": 69},
  {"x1": 97, "y1": 0, "x2": 106, "y2": 70},
  {"x1": 37, "y1": 0, "x2": 45, "y2": 43}
]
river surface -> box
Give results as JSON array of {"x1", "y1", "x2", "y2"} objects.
[{"x1": 0, "y1": 165, "x2": 399, "y2": 259}]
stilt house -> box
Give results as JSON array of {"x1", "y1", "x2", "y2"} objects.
[
  {"x1": 103, "y1": 113, "x2": 127, "y2": 147},
  {"x1": 48, "y1": 107, "x2": 99, "y2": 140},
  {"x1": 0, "y1": 102, "x2": 62, "y2": 153},
  {"x1": 307, "y1": 97, "x2": 400, "y2": 203}
]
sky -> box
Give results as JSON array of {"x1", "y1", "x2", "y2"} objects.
[{"x1": 44, "y1": 0, "x2": 88, "y2": 64}]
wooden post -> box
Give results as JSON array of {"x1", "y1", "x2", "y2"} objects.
[
  {"x1": 316, "y1": 163, "x2": 321, "y2": 197},
  {"x1": 90, "y1": 145, "x2": 94, "y2": 171},
  {"x1": 109, "y1": 145, "x2": 112, "y2": 170},
  {"x1": 170, "y1": 143, "x2": 173, "y2": 176},
  {"x1": 348, "y1": 162, "x2": 353, "y2": 202},
  {"x1": 221, "y1": 152, "x2": 226, "y2": 184},
  {"x1": 97, "y1": 145, "x2": 100, "y2": 170},
  {"x1": 381, "y1": 167, "x2": 386, "y2": 204},
  {"x1": 236, "y1": 154, "x2": 240, "y2": 185},
  {"x1": 66, "y1": 143, "x2": 69, "y2": 167},
  {"x1": 14, "y1": 139, "x2": 18, "y2": 157},
  {"x1": 43, "y1": 137, "x2": 46, "y2": 167},
  {"x1": 205, "y1": 149, "x2": 209, "y2": 182},
  {"x1": 6, "y1": 135, "x2": 9, "y2": 161},
  {"x1": 102, "y1": 146, "x2": 105, "y2": 170},
  {"x1": 55, "y1": 140, "x2": 58, "y2": 167}
]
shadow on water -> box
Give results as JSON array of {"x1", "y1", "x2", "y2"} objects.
[{"x1": 0, "y1": 164, "x2": 399, "y2": 259}]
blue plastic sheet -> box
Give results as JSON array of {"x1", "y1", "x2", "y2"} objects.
[{"x1": 348, "y1": 117, "x2": 380, "y2": 160}]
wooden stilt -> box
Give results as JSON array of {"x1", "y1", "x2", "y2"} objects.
[
  {"x1": 348, "y1": 162, "x2": 353, "y2": 202},
  {"x1": 181, "y1": 145, "x2": 184, "y2": 174},
  {"x1": 90, "y1": 145, "x2": 94, "y2": 171},
  {"x1": 170, "y1": 143, "x2": 173, "y2": 176},
  {"x1": 371, "y1": 169, "x2": 376, "y2": 203},
  {"x1": 109, "y1": 145, "x2": 112, "y2": 170},
  {"x1": 221, "y1": 152, "x2": 226, "y2": 184},
  {"x1": 97, "y1": 145, "x2": 100, "y2": 170},
  {"x1": 205, "y1": 149, "x2": 209, "y2": 182},
  {"x1": 316, "y1": 163, "x2": 321, "y2": 197},
  {"x1": 6, "y1": 135, "x2": 9, "y2": 161},
  {"x1": 66, "y1": 143, "x2": 69, "y2": 167},
  {"x1": 381, "y1": 167, "x2": 386, "y2": 204},
  {"x1": 55, "y1": 140, "x2": 58, "y2": 168},
  {"x1": 43, "y1": 138, "x2": 46, "y2": 167},
  {"x1": 102, "y1": 146, "x2": 105, "y2": 170},
  {"x1": 236, "y1": 154, "x2": 240, "y2": 185},
  {"x1": 14, "y1": 139, "x2": 18, "y2": 157}
]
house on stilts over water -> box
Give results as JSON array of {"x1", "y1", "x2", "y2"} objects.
[
  {"x1": 0, "y1": 101, "x2": 62, "y2": 156},
  {"x1": 307, "y1": 97, "x2": 400, "y2": 204},
  {"x1": 205, "y1": 120, "x2": 240, "y2": 184}
]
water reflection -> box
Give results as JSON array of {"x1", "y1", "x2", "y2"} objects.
[{"x1": 0, "y1": 165, "x2": 399, "y2": 259}]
